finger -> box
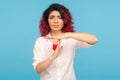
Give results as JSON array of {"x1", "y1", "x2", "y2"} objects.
[
  {"x1": 55, "y1": 40, "x2": 60, "y2": 52},
  {"x1": 60, "y1": 46, "x2": 63, "y2": 51},
  {"x1": 56, "y1": 40, "x2": 60, "y2": 48},
  {"x1": 58, "y1": 46, "x2": 63, "y2": 54}
]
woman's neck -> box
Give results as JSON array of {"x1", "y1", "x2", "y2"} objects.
[{"x1": 50, "y1": 31, "x2": 63, "y2": 36}]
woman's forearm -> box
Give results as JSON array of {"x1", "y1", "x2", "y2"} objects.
[
  {"x1": 67, "y1": 32, "x2": 98, "y2": 45},
  {"x1": 36, "y1": 55, "x2": 55, "y2": 74}
]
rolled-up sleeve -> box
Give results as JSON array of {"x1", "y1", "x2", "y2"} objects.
[
  {"x1": 69, "y1": 38, "x2": 93, "y2": 48},
  {"x1": 32, "y1": 38, "x2": 44, "y2": 70}
]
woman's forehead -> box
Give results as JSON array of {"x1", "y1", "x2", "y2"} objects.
[{"x1": 49, "y1": 11, "x2": 61, "y2": 16}]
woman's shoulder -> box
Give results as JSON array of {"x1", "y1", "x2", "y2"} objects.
[
  {"x1": 35, "y1": 36, "x2": 46, "y2": 43},
  {"x1": 35, "y1": 36, "x2": 45, "y2": 43}
]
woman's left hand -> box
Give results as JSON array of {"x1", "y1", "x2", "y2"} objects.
[{"x1": 46, "y1": 33, "x2": 70, "y2": 40}]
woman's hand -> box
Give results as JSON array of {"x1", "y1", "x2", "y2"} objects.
[
  {"x1": 35, "y1": 40, "x2": 63, "y2": 74},
  {"x1": 50, "y1": 40, "x2": 63, "y2": 60},
  {"x1": 46, "y1": 32, "x2": 70, "y2": 40}
]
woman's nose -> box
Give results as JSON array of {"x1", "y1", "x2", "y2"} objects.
[{"x1": 54, "y1": 18, "x2": 58, "y2": 23}]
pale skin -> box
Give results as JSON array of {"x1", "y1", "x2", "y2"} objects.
[{"x1": 36, "y1": 11, "x2": 98, "y2": 73}]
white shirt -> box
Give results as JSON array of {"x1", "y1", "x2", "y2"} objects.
[{"x1": 32, "y1": 34, "x2": 92, "y2": 80}]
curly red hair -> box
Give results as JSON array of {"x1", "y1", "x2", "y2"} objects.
[{"x1": 39, "y1": 3, "x2": 74, "y2": 36}]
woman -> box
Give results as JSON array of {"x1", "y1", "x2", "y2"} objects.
[{"x1": 32, "y1": 3, "x2": 98, "y2": 80}]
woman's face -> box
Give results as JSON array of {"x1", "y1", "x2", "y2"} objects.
[{"x1": 48, "y1": 10, "x2": 64, "y2": 32}]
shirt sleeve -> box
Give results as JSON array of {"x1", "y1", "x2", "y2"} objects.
[
  {"x1": 69, "y1": 38, "x2": 93, "y2": 48},
  {"x1": 32, "y1": 38, "x2": 44, "y2": 70}
]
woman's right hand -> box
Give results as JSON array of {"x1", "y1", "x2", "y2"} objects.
[{"x1": 50, "y1": 40, "x2": 63, "y2": 60}]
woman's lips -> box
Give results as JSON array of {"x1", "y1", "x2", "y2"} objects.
[{"x1": 53, "y1": 25, "x2": 59, "y2": 28}]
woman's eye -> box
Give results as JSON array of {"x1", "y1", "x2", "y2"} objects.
[
  {"x1": 58, "y1": 16, "x2": 62, "y2": 19},
  {"x1": 49, "y1": 17, "x2": 53, "y2": 19},
  {"x1": 49, "y1": 16, "x2": 62, "y2": 20},
  {"x1": 49, "y1": 16, "x2": 54, "y2": 19}
]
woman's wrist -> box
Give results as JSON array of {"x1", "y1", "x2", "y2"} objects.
[
  {"x1": 49, "y1": 54, "x2": 56, "y2": 62},
  {"x1": 64, "y1": 32, "x2": 71, "y2": 38},
  {"x1": 66, "y1": 32, "x2": 74, "y2": 38}
]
